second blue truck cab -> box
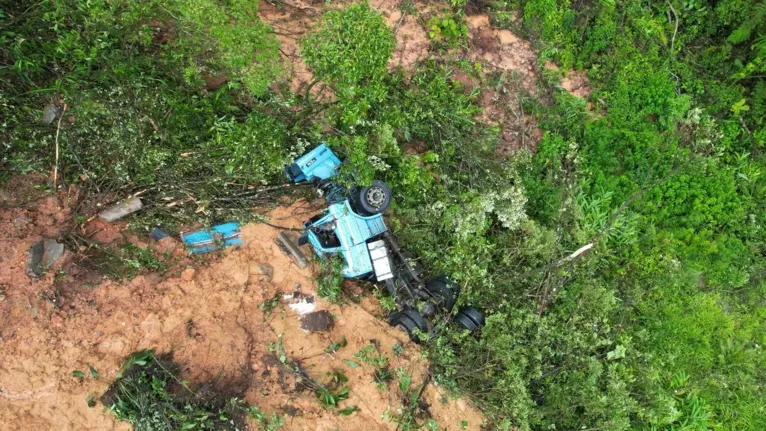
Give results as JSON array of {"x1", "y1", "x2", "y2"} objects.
[{"x1": 285, "y1": 143, "x2": 342, "y2": 183}]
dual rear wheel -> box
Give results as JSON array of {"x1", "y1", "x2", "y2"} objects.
[
  {"x1": 390, "y1": 307, "x2": 429, "y2": 339},
  {"x1": 389, "y1": 274, "x2": 485, "y2": 341}
]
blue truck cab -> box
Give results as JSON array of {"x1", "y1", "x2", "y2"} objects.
[
  {"x1": 287, "y1": 145, "x2": 394, "y2": 282},
  {"x1": 301, "y1": 201, "x2": 392, "y2": 280},
  {"x1": 285, "y1": 143, "x2": 342, "y2": 183}
]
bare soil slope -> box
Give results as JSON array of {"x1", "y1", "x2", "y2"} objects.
[{"x1": 0, "y1": 182, "x2": 484, "y2": 430}]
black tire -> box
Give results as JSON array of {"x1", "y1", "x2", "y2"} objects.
[
  {"x1": 456, "y1": 306, "x2": 485, "y2": 328},
  {"x1": 390, "y1": 307, "x2": 428, "y2": 341},
  {"x1": 425, "y1": 275, "x2": 459, "y2": 311},
  {"x1": 390, "y1": 313, "x2": 418, "y2": 338},
  {"x1": 401, "y1": 307, "x2": 429, "y2": 333},
  {"x1": 455, "y1": 313, "x2": 480, "y2": 332},
  {"x1": 353, "y1": 180, "x2": 391, "y2": 215}
]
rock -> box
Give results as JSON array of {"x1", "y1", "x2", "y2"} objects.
[
  {"x1": 248, "y1": 263, "x2": 273, "y2": 282},
  {"x1": 42, "y1": 103, "x2": 62, "y2": 125},
  {"x1": 27, "y1": 238, "x2": 64, "y2": 278},
  {"x1": 300, "y1": 310, "x2": 334, "y2": 333},
  {"x1": 42, "y1": 238, "x2": 64, "y2": 266},
  {"x1": 0, "y1": 294, "x2": 6, "y2": 302},
  {"x1": 98, "y1": 197, "x2": 143, "y2": 222},
  {"x1": 180, "y1": 268, "x2": 196, "y2": 282}
]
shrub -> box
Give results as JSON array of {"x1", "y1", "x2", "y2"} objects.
[
  {"x1": 102, "y1": 350, "x2": 259, "y2": 430},
  {"x1": 173, "y1": 0, "x2": 283, "y2": 95},
  {"x1": 301, "y1": 3, "x2": 395, "y2": 87}
]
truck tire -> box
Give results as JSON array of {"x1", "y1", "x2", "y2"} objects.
[
  {"x1": 455, "y1": 313, "x2": 480, "y2": 332},
  {"x1": 352, "y1": 180, "x2": 391, "y2": 215},
  {"x1": 454, "y1": 306, "x2": 485, "y2": 332},
  {"x1": 425, "y1": 275, "x2": 459, "y2": 311},
  {"x1": 390, "y1": 313, "x2": 418, "y2": 337},
  {"x1": 390, "y1": 307, "x2": 428, "y2": 341}
]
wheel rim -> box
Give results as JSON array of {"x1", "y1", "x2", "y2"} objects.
[{"x1": 365, "y1": 186, "x2": 387, "y2": 208}]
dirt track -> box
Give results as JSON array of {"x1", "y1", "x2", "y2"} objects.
[{"x1": 0, "y1": 180, "x2": 484, "y2": 430}]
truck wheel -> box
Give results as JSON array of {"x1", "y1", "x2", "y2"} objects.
[
  {"x1": 454, "y1": 306, "x2": 485, "y2": 332},
  {"x1": 390, "y1": 307, "x2": 428, "y2": 341},
  {"x1": 353, "y1": 180, "x2": 391, "y2": 215},
  {"x1": 425, "y1": 275, "x2": 459, "y2": 311},
  {"x1": 455, "y1": 313, "x2": 480, "y2": 332}
]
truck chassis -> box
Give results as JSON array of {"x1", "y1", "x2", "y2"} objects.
[{"x1": 282, "y1": 144, "x2": 485, "y2": 340}]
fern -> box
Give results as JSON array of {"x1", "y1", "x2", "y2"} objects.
[
  {"x1": 727, "y1": 26, "x2": 753, "y2": 44},
  {"x1": 754, "y1": 34, "x2": 766, "y2": 58},
  {"x1": 728, "y1": 2, "x2": 766, "y2": 44}
]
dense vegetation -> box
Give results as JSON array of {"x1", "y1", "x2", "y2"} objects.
[{"x1": 1, "y1": 0, "x2": 763, "y2": 430}]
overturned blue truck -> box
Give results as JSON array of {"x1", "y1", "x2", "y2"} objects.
[{"x1": 282, "y1": 144, "x2": 485, "y2": 339}]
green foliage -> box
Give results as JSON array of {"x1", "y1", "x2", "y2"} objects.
[
  {"x1": 726, "y1": 1, "x2": 766, "y2": 78},
  {"x1": 2, "y1": 1, "x2": 764, "y2": 431},
  {"x1": 0, "y1": 0, "x2": 294, "y2": 228},
  {"x1": 247, "y1": 407, "x2": 285, "y2": 431},
  {"x1": 324, "y1": 336, "x2": 348, "y2": 354},
  {"x1": 415, "y1": 1, "x2": 766, "y2": 430},
  {"x1": 380, "y1": 368, "x2": 430, "y2": 430},
  {"x1": 427, "y1": 14, "x2": 468, "y2": 46},
  {"x1": 353, "y1": 343, "x2": 390, "y2": 370},
  {"x1": 301, "y1": 2, "x2": 395, "y2": 130},
  {"x1": 302, "y1": 3, "x2": 395, "y2": 87},
  {"x1": 208, "y1": 113, "x2": 293, "y2": 178},
  {"x1": 85, "y1": 243, "x2": 168, "y2": 280},
  {"x1": 173, "y1": 0, "x2": 282, "y2": 95},
  {"x1": 102, "y1": 350, "x2": 257, "y2": 430},
  {"x1": 316, "y1": 255, "x2": 344, "y2": 302},
  {"x1": 316, "y1": 370, "x2": 354, "y2": 411}
]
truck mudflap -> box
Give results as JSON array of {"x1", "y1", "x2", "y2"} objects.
[{"x1": 367, "y1": 239, "x2": 393, "y2": 281}]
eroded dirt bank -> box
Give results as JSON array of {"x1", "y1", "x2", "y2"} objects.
[{"x1": 0, "y1": 182, "x2": 484, "y2": 430}]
